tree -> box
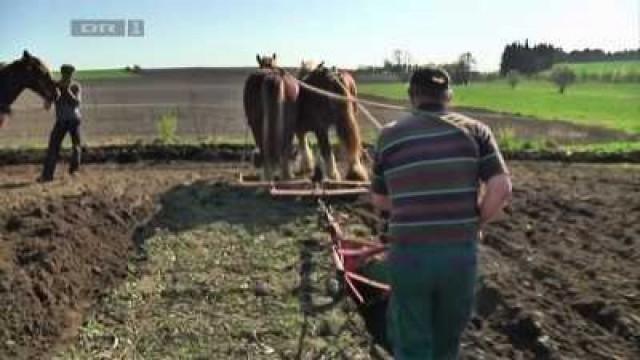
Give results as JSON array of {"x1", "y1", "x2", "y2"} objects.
[
  {"x1": 393, "y1": 49, "x2": 403, "y2": 68},
  {"x1": 507, "y1": 70, "x2": 521, "y2": 89},
  {"x1": 458, "y1": 52, "x2": 476, "y2": 85},
  {"x1": 383, "y1": 59, "x2": 393, "y2": 72},
  {"x1": 550, "y1": 65, "x2": 576, "y2": 94},
  {"x1": 500, "y1": 41, "x2": 566, "y2": 75}
]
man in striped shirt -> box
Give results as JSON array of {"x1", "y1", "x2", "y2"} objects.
[{"x1": 371, "y1": 68, "x2": 512, "y2": 359}]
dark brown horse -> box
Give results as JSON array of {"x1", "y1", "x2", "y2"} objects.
[
  {"x1": 297, "y1": 63, "x2": 367, "y2": 181},
  {"x1": 0, "y1": 51, "x2": 58, "y2": 128},
  {"x1": 243, "y1": 54, "x2": 300, "y2": 180}
]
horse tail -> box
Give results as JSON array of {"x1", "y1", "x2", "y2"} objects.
[
  {"x1": 244, "y1": 74, "x2": 263, "y2": 152},
  {"x1": 261, "y1": 75, "x2": 285, "y2": 175}
]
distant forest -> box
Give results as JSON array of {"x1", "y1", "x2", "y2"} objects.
[{"x1": 500, "y1": 40, "x2": 640, "y2": 75}]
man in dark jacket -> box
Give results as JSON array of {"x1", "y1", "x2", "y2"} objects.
[{"x1": 39, "y1": 64, "x2": 82, "y2": 182}]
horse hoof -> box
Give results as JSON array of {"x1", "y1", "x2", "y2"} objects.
[{"x1": 346, "y1": 168, "x2": 369, "y2": 182}]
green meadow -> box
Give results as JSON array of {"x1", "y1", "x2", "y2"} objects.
[
  {"x1": 359, "y1": 80, "x2": 640, "y2": 134},
  {"x1": 564, "y1": 60, "x2": 640, "y2": 77}
]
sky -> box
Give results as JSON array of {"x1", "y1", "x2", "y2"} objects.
[{"x1": 1, "y1": 0, "x2": 638, "y2": 71}]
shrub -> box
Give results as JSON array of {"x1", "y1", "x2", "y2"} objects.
[
  {"x1": 550, "y1": 65, "x2": 576, "y2": 94},
  {"x1": 156, "y1": 110, "x2": 178, "y2": 143},
  {"x1": 495, "y1": 127, "x2": 518, "y2": 151},
  {"x1": 484, "y1": 72, "x2": 500, "y2": 82},
  {"x1": 506, "y1": 70, "x2": 521, "y2": 89}
]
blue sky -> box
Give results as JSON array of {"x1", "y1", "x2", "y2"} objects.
[{"x1": 1, "y1": 0, "x2": 638, "y2": 71}]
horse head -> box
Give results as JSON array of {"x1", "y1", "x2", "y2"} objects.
[
  {"x1": 298, "y1": 59, "x2": 317, "y2": 79},
  {"x1": 302, "y1": 61, "x2": 346, "y2": 93},
  {"x1": 256, "y1": 53, "x2": 277, "y2": 69},
  {"x1": 16, "y1": 50, "x2": 58, "y2": 101},
  {"x1": 15, "y1": 51, "x2": 58, "y2": 103}
]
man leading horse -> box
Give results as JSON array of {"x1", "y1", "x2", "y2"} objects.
[{"x1": 39, "y1": 64, "x2": 83, "y2": 182}]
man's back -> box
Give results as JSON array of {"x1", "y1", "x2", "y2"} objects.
[{"x1": 372, "y1": 109, "x2": 506, "y2": 245}]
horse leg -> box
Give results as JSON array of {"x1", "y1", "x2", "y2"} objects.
[
  {"x1": 335, "y1": 103, "x2": 369, "y2": 181},
  {"x1": 296, "y1": 132, "x2": 314, "y2": 175},
  {"x1": 279, "y1": 127, "x2": 294, "y2": 180},
  {"x1": 316, "y1": 130, "x2": 340, "y2": 180}
]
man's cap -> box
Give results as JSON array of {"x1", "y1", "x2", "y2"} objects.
[
  {"x1": 409, "y1": 67, "x2": 451, "y2": 95},
  {"x1": 60, "y1": 64, "x2": 75, "y2": 74}
]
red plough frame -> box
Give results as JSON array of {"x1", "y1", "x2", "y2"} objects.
[{"x1": 319, "y1": 200, "x2": 391, "y2": 303}]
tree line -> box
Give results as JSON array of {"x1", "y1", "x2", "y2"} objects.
[
  {"x1": 500, "y1": 40, "x2": 640, "y2": 75},
  {"x1": 358, "y1": 50, "x2": 478, "y2": 85}
]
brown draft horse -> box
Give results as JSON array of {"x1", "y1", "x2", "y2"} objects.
[
  {"x1": 297, "y1": 62, "x2": 367, "y2": 181},
  {"x1": 0, "y1": 51, "x2": 58, "y2": 128},
  {"x1": 243, "y1": 55, "x2": 367, "y2": 181},
  {"x1": 243, "y1": 54, "x2": 300, "y2": 180}
]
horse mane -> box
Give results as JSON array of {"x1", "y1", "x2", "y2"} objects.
[
  {"x1": 0, "y1": 59, "x2": 19, "y2": 76},
  {"x1": 300, "y1": 60, "x2": 317, "y2": 74}
]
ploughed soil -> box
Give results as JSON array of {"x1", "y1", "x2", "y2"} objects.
[
  {"x1": 0, "y1": 163, "x2": 237, "y2": 359},
  {"x1": 0, "y1": 160, "x2": 638, "y2": 359}
]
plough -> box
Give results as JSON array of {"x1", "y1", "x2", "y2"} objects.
[
  {"x1": 318, "y1": 199, "x2": 393, "y2": 353},
  {"x1": 317, "y1": 199, "x2": 390, "y2": 303},
  {"x1": 237, "y1": 173, "x2": 370, "y2": 198}
]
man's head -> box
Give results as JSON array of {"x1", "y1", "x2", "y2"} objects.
[
  {"x1": 408, "y1": 67, "x2": 452, "y2": 108},
  {"x1": 60, "y1": 64, "x2": 75, "y2": 81}
]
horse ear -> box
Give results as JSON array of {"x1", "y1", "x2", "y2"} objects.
[
  {"x1": 23, "y1": 50, "x2": 31, "y2": 59},
  {"x1": 272, "y1": 53, "x2": 277, "y2": 61},
  {"x1": 256, "y1": 54, "x2": 261, "y2": 66}
]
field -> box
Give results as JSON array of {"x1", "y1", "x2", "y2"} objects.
[
  {"x1": 359, "y1": 81, "x2": 640, "y2": 134},
  {"x1": 51, "y1": 68, "x2": 138, "y2": 81},
  {"x1": 0, "y1": 159, "x2": 638, "y2": 359},
  {"x1": 564, "y1": 60, "x2": 640, "y2": 77},
  {"x1": 1, "y1": 68, "x2": 640, "y2": 359},
  {"x1": 6, "y1": 69, "x2": 637, "y2": 149}
]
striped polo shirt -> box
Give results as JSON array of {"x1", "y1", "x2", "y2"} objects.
[{"x1": 372, "y1": 105, "x2": 507, "y2": 245}]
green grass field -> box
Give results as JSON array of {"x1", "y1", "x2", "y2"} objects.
[
  {"x1": 52, "y1": 68, "x2": 137, "y2": 81},
  {"x1": 564, "y1": 60, "x2": 640, "y2": 76},
  {"x1": 360, "y1": 80, "x2": 640, "y2": 133}
]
